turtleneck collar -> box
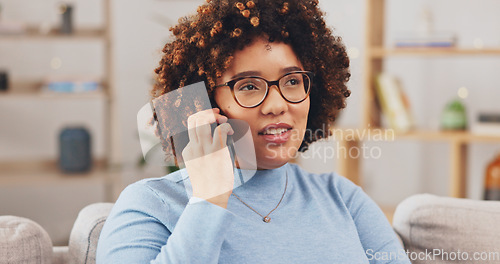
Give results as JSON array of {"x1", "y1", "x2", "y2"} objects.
[
  {"x1": 171, "y1": 162, "x2": 291, "y2": 201},
  {"x1": 232, "y1": 162, "x2": 290, "y2": 200}
]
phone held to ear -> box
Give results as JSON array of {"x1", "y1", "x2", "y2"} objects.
[{"x1": 138, "y1": 81, "x2": 257, "y2": 184}]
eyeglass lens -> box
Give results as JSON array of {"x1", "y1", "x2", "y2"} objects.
[{"x1": 233, "y1": 73, "x2": 311, "y2": 107}]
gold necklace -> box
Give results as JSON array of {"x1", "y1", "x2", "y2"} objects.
[{"x1": 231, "y1": 171, "x2": 288, "y2": 223}]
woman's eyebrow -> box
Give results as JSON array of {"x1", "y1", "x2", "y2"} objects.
[
  {"x1": 231, "y1": 66, "x2": 303, "y2": 79},
  {"x1": 231, "y1": 71, "x2": 261, "y2": 79},
  {"x1": 280, "y1": 66, "x2": 302, "y2": 74}
]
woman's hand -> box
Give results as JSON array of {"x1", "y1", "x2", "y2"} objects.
[{"x1": 182, "y1": 108, "x2": 235, "y2": 208}]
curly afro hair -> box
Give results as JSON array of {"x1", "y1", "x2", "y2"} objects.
[{"x1": 153, "y1": 0, "x2": 351, "y2": 152}]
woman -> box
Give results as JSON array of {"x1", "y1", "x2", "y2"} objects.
[{"x1": 97, "y1": 0, "x2": 410, "y2": 263}]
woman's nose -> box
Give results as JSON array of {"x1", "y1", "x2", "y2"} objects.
[{"x1": 260, "y1": 85, "x2": 287, "y2": 115}]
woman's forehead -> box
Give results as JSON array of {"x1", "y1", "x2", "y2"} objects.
[{"x1": 224, "y1": 38, "x2": 303, "y2": 77}]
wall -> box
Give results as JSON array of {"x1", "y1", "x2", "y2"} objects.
[{"x1": 110, "y1": 0, "x2": 204, "y2": 164}]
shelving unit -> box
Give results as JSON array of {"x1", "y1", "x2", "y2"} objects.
[
  {"x1": 370, "y1": 47, "x2": 500, "y2": 57},
  {"x1": 0, "y1": 81, "x2": 108, "y2": 99},
  {"x1": 334, "y1": 129, "x2": 500, "y2": 143},
  {"x1": 0, "y1": 0, "x2": 116, "y2": 199},
  {"x1": 0, "y1": 0, "x2": 118, "y2": 244},
  {"x1": 337, "y1": 0, "x2": 500, "y2": 204},
  {"x1": 0, "y1": 160, "x2": 109, "y2": 186},
  {"x1": 0, "y1": 28, "x2": 106, "y2": 41}
]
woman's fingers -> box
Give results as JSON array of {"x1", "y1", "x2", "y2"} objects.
[
  {"x1": 187, "y1": 108, "x2": 217, "y2": 145},
  {"x1": 216, "y1": 114, "x2": 228, "y2": 124},
  {"x1": 212, "y1": 123, "x2": 234, "y2": 150},
  {"x1": 194, "y1": 120, "x2": 213, "y2": 147},
  {"x1": 187, "y1": 108, "x2": 231, "y2": 150},
  {"x1": 195, "y1": 109, "x2": 220, "y2": 149},
  {"x1": 187, "y1": 114, "x2": 198, "y2": 144},
  {"x1": 182, "y1": 108, "x2": 235, "y2": 206}
]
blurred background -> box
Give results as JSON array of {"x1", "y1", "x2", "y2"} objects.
[{"x1": 1, "y1": 0, "x2": 499, "y2": 246}]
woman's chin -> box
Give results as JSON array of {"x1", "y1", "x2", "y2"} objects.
[
  {"x1": 255, "y1": 147, "x2": 297, "y2": 170},
  {"x1": 232, "y1": 144, "x2": 296, "y2": 170}
]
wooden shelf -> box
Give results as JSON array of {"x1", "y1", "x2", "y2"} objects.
[
  {"x1": 0, "y1": 1, "x2": 118, "y2": 243},
  {"x1": 349, "y1": 0, "x2": 500, "y2": 200},
  {"x1": 332, "y1": 128, "x2": 500, "y2": 143},
  {"x1": 0, "y1": 82, "x2": 108, "y2": 100},
  {"x1": 0, "y1": 90, "x2": 108, "y2": 100},
  {"x1": 395, "y1": 130, "x2": 500, "y2": 143},
  {"x1": 0, "y1": 28, "x2": 106, "y2": 41},
  {"x1": 0, "y1": 159, "x2": 121, "y2": 202},
  {"x1": 370, "y1": 47, "x2": 500, "y2": 58},
  {"x1": 336, "y1": 126, "x2": 499, "y2": 197},
  {"x1": 0, "y1": 160, "x2": 111, "y2": 186}
]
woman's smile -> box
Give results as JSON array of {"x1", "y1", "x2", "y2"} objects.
[{"x1": 258, "y1": 122, "x2": 293, "y2": 144}]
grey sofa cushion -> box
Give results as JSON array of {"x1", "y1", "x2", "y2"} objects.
[
  {"x1": 68, "y1": 203, "x2": 113, "y2": 264},
  {"x1": 393, "y1": 194, "x2": 500, "y2": 264},
  {"x1": 0, "y1": 216, "x2": 53, "y2": 264}
]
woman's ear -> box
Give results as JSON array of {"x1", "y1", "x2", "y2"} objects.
[{"x1": 210, "y1": 96, "x2": 227, "y2": 118}]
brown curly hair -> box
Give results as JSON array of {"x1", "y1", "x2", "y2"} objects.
[{"x1": 153, "y1": 0, "x2": 351, "y2": 152}]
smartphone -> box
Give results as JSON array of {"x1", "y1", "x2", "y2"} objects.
[{"x1": 139, "y1": 81, "x2": 255, "y2": 185}]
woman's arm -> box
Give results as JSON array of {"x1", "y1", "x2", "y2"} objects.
[
  {"x1": 337, "y1": 175, "x2": 411, "y2": 264},
  {"x1": 96, "y1": 182, "x2": 234, "y2": 264},
  {"x1": 97, "y1": 107, "x2": 236, "y2": 263}
]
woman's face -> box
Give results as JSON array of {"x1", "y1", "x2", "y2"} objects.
[{"x1": 215, "y1": 37, "x2": 310, "y2": 170}]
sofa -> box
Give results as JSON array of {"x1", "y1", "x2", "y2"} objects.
[
  {"x1": 1, "y1": 194, "x2": 500, "y2": 264},
  {"x1": 0, "y1": 203, "x2": 113, "y2": 264}
]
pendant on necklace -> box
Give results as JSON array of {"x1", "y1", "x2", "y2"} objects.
[{"x1": 263, "y1": 216, "x2": 271, "y2": 223}]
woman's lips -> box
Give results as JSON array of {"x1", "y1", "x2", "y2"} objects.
[
  {"x1": 259, "y1": 129, "x2": 291, "y2": 144},
  {"x1": 258, "y1": 122, "x2": 292, "y2": 134}
]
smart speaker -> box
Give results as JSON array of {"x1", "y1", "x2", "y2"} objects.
[{"x1": 59, "y1": 127, "x2": 92, "y2": 173}]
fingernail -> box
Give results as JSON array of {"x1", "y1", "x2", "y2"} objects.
[
  {"x1": 225, "y1": 123, "x2": 234, "y2": 135},
  {"x1": 217, "y1": 116, "x2": 228, "y2": 123}
]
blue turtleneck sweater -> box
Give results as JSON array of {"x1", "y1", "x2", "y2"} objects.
[{"x1": 96, "y1": 163, "x2": 410, "y2": 263}]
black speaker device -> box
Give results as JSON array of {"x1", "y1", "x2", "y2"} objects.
[{"x1": 59, "y1": 127, "x2": 92, "y2": 173}]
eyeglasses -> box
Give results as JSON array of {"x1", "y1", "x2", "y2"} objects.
[{"x1": 215, "y1": 71, "x2": 314, "y2": 108}]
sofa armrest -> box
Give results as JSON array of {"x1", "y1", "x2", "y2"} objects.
[
  {"x1": 393, "y1": 194, "x2": 500, "y2": 263},
  {"x1": 52, "y1": 246, "x2": 69, "y2": 264},
  {"x1": 0, "y1": 216, "x2": 53, "y2": 264},
  {"x1": 68, "y1": 203, "x2": 114, "y2": 264}
]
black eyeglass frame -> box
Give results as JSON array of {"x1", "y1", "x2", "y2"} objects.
[{"x1": 215, "y1": 71, "x2": 314, "y2": 108}]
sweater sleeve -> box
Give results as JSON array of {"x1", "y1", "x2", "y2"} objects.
[
  {"x1": 96, "y1": 182, "x2": 234, "y2": 264},
  {"x1": 336, "y1": 175, "x2": 411, "y2": 264}
]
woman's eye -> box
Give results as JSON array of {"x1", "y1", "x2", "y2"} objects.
[
  {"x1": 238, "y1": 84, "x2": 259, "y2": 91},
  {"x1": 286, "y1": 78, "x2": 301, "y2": 86}
]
